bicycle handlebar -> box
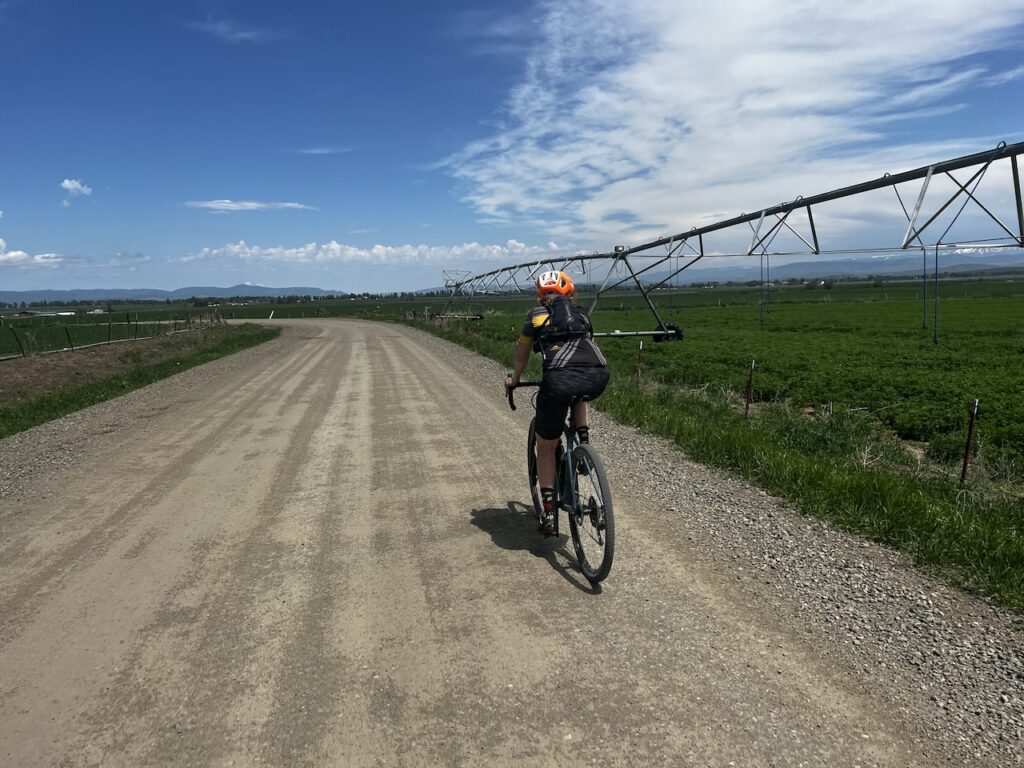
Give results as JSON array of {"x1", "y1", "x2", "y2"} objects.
[{"x1": 505, "y1": 374, "x2": 541, "y2": 411}]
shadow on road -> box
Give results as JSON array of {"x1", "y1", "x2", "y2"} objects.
[{"x1": 470, "y1": 502, "x2": 601, "y2": 594}]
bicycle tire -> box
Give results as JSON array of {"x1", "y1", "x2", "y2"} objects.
[
  {"x1": 567, "y1": 443, "x2": 615, "y2": 583},
  {"x1": 527, "y1": 417, "x2": 544, "y2": 521}
]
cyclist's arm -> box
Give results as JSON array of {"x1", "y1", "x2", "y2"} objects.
[{"x1": 509, "y1": 336, "x2": 532, "y2": 385}]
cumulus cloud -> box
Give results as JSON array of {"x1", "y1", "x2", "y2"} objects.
[
  {"x1": 60, "y1": 178, "x2": 92, "y2": 207},
  {"x1": 185, "y1": 199, "x2": 317, "y2": 213},
  {"x1": 183, "y1": 239, "x2": 572, "y2": 265},
  {"x1": 61, "y1": 178, "x2": 92, "y2": 196},
  {"x1": 0, "y1": 238, "x2": 63, "y2": 267},
  {"x1": 31, "y1": 253, "x2": 63, "y2": 266},
  {"x1": 445, "y1": 0, "x2": 1024, "y2": 246}
]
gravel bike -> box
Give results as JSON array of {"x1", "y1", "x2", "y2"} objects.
[{"x1": 507, "y1": 379, "x2": 615, "y2": 584}]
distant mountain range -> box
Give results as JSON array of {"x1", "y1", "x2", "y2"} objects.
[
  {"x1": 2, "y1": 250, "x2": 1022, "y2": 304},
  {"x1": 0, "y1": 284, "x2": 347, "y2": 304}
]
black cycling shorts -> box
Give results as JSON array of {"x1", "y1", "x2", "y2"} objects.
[{"x1": 535, "y1": 366, "x2": 610, "y2": 440}]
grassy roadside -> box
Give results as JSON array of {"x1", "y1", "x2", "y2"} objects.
[
  {"x1": 0, "y1": 324, "x2": 279, "y2": 439},
  {"x1": 412, "y1": 318, "x2": 1024, "y2": 611}
]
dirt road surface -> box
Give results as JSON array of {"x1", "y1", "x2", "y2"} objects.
[{"x1": 0, "y1": 319, "x2": 1016, "y2": 766}]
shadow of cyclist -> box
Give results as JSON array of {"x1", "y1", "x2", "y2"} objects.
[{"x1": 470, "y1": 502, "x2": 601, "y2": 594}]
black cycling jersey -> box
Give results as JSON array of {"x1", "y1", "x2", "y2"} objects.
[{"x1": 519, "y1": 296, "x2": 607, "y2": 371}]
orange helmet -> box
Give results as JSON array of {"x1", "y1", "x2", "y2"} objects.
[{"x1": 535, "y1": 270, "x2": 574, "y2": 297}]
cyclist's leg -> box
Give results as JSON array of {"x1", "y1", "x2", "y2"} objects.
[
  {"x1": 535, "y1": 380, "x2": 572, "y2": 535},
  {"x1": 573, "y1": 400, "x2": 589, "y2": 437},
  {"x1": 536, "y1": 435, "x2": 558, "y2": 488}
]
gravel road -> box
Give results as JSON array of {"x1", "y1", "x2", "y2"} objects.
[{"x1": 1, "y1": 318, "x2": 1021, "y2": 767}]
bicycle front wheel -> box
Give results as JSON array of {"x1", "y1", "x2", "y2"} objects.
[{"x1": 567, "y1": 443, "x2": 615, "y2": 583}]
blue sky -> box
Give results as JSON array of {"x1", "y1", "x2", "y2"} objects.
[{"x1": 2, "y1": 0, "x2": 1024, "y2": 292}]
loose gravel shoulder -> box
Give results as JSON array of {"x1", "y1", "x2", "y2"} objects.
[
  {"x1": 410, "y1": 324, "x2": 1024, "y2": 765},
  {"x1": 1, "y1": 320, "x2": 1021, "y2": 765}
]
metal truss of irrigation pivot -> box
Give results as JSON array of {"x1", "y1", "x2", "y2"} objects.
[{"x1": 443, "y1": 140, "x2": 1024, "y2": 341}]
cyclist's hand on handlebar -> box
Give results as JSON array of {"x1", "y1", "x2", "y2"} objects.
[{"x1": 505, "y1": 373, "x2": 519, "y2": 410}]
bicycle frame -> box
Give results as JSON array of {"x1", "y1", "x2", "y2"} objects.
[
  {"x1": 555, "y1": 418, "x2": 581, "y2": 515},
  {"x1": 507, "y1": 378, "x2": 581, "y2": 519}
]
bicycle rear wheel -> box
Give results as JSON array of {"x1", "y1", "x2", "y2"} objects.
[
  {"x1": 567, "y1": 444, "x2": 615, "y2": 583},
  {"x1": 527, "y1": 417, "x2": 544, "y2": 521}
]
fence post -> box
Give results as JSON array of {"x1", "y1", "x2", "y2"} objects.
[
  {"x1": 65, "y1": 325, "x2": 75, "y2": 351},
  {"x1": 744, "y1": 360, "x2": 756, "y2": 417},
  {"x1": 10, "y1": 326, "x2": 26, "y2": 357},
  {"x1": 635, "y1": 339, "x2": 644, "y2": 389},
  {"x1": 107, "y1": 314, "x2": 112, "y2": 343},
  {"x1": 960, "y1": 399, "x2": 980, "y2": 484}
]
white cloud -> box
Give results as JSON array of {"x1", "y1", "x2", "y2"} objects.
[
  {"x1": 184, "y1": 239, "x2": 573, "y2": 265},
  {"x1": 185, "y1": 199, "x2": 317, "y2": 213},
  {"x1": 296, "y1": 147, "x2": 353, "y2": 155},
  {"x1": 187, "y1": 19, "x2": 283, "y2": 44},
  {"x1": 445, "y1": 0, "x2": 1024, "y2": 247},
  {"x1": 0, "y1": 238, "x2": 26, "y2": 264},
  {"x1": 61, "y1": 178, "x2": 92, "y2": 207},
  {"x1": 61, "y1": 178, "x2": 92, "y2": 196},
  {"x1": 984, "y1": 65, "x2": 1024, "y2": 87},
  {"x1": 0, "y1": 238, "x2": 62, "y2": 267}
]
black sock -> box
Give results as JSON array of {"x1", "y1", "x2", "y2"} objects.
[
  {"x1": 541, "y1": 487, "x2": 555, "y2": 511},
  {"x1": 576, "y1": 426, "x2": 590, "y2": 444}
]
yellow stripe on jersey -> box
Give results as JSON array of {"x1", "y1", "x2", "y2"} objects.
[
  {"x1": 517, "y1": 335, "x2": 533, "y2": 346},
  {"x1": 531, "y1": 313, "x2": 549, "y2": 328}
]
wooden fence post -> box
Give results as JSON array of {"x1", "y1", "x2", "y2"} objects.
[
  {"x1": 65, "y1": 326, "x2": 75, "y2": 351},
  {"x1": 635, "y1": 340, "x2": 644, "y2": 389},
  {"x1": 10, "y1": 326, "x2": 26, "y2": 357},
  {"x1": 744, "y1": 360, "x2": 756, "y2": 417},
  {"x1": 960, "y1": 399, "x2": 980, "y2": 484}
]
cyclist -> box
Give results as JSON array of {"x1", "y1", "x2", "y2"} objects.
[{"x1": 505, "y1": 270, "x2": 609, "y2": 536}]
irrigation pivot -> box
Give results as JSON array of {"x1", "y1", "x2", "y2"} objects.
[{"x1": 442, "y1": 141, "x2": 1024, "y2": 339}]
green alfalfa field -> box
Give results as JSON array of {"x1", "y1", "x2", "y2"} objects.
[{"x1": 397, "y1": 277, "x2": 1024, "y2": 609}]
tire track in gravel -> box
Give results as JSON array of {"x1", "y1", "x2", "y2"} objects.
[
  {"x1": 84, "y1": 331, "x2": 354, "y2": 767},
  {"x1": 0, "y1": 332, "x2": 324, "y2": 565},
  {"x1": 0, "y1": 337, "x2": 331, "y2": 646},
  {"x1": 252, "y1": 328, "x2": 377, "y2": 766},
  {"x1": 0, "y1": 324, "x2": 348, "y2": 766}
]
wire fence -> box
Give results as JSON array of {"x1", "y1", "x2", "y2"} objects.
[{"x1": 0, "y1": 312, "x2": 225, "y2": 362}]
